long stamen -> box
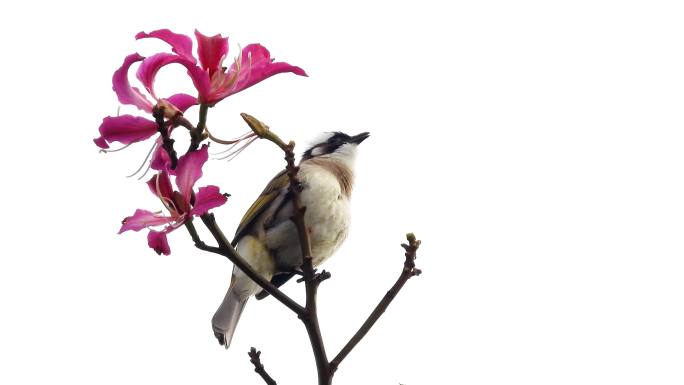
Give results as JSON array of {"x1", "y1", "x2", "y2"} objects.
[
  {"x1": 213, "y1": 136, "x2": 257, "y2": 161},
  {"x1": 99, "y1": 143, "x2": 133, "y2": 153},
  {"x1": 137, "y1": 161, "x2": 153, "y2": 180},
  {"x1": 126, "y1": 141, "x2": 157, "y2": 178},
  {"x1": 221, "y1": 46, "x2": 242, "y2": 90},
  {"x1": 207, "y1": 129, "x2": 256, "y2": 146},
  {"x1": 210, "y1": 141, "x2": 241, "y2": 156},
  {"x1": 169, "y1": 214, "x2": 187, "y2": 229},
  {"x1": 212, "y1": 136, "x2": 253, "y2": 160}
]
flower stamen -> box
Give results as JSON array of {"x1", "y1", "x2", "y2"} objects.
[
  {"x1": 213, "y1": 136, "x2": 258, "y2": 161},
  {"x1": 207, "y1": 129, "x2": 256, "y2": 146},
  {"x1": 99, "y1": 143, "x2": 133, "y2": 153},
  {"x1": 126, "y1": 141, "x2": 158, "y2": 178}
]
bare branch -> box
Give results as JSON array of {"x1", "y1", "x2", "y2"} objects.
[
  {"x1": 248, "y1": 347, "x2": 277, "y2": 385},
  {"x1": 280, "y1": 127, "x2": 333, "y2": 385},
  {"x1": 330, "y1": 233, "x2": 422, "y2": 373},
  {"x1": 195, "y1": 213, "x2": 305, "y2": 316},
  {"x1": 242, "y1": 113, "x2": 333, "y2": 385}
]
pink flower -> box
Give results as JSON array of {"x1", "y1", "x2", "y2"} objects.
[
  {"x1": 135, "y1": 29, "x2": 307, "y2": 106},
  {"x1": 93, "y1": 53, "x2": 198, "y2": 152},
  {"x1": 118, "y1": 145, "x2": 227, "y2": 255}
]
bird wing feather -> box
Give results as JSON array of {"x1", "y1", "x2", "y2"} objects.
[{"x1": 232, "y1": 170, "x2": 290, "y2": 246}]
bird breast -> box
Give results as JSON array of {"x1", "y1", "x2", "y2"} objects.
[{"x1": 298, "y1": 161, "x2": 352, "y2": 266}]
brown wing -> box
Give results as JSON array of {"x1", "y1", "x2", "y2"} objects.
[{"x1": 232, "y1": 170, "x2": 289, "y2": 246}]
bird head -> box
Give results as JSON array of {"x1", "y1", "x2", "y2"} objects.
[{"x1": 302, "y1": 132, "x2": 370, "y2": 164}]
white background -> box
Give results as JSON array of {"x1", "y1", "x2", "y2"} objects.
[{"x1": 1, "y1": 1, "x2": 683, "y2": 384}]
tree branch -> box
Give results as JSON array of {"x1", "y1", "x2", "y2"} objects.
[
  {"x1": 330, "y1": 233, "x2": 422, "y2": 373},
  {"x1": 195, "y1": 213, "x2": 305, "y2": 316},
  {"x1": 240, "y1": 113, "x2": 332, "y2": 385},
  {"x1": 188, "y1": 103, "x2": 209, "y2": 152},
  {"x1": 282, "y1": 142, "x2": 333, "y2": 385},
  {"x1": 248, "y1": 347, "x2": 277, "y2": 385}
]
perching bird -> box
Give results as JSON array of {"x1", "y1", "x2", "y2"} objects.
[{"x1": 212, "y1": 131, "x2": 370, "y2": 348}]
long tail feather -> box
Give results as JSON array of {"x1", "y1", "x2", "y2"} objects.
[{"x1": 212, "y1": 288, "x2": 248, "y2": 349}]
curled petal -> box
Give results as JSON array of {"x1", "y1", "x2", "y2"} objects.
[
  {"x1": 150, "y1": 139, "x2": 172, "y2": 172},
  {"x1": 136, "y1": 53, "x2": 209, "y2": 100},
  {"x1": 175, "y1": 144, "x2": 209, "y2": 202},
  {"x1": 113, "y1": 53, "x2": 154, "y2": 112},
  {"x1": 165, "y1": 93, "x2": 197, "y2": 113},
  {"x1": 214, "y1": 44, "x2": 307, "y2": 102},
  {"x1": 119, "y1": 209, "x2": 172, "y2": 233},
  {"x1": 135, "y1": 29, "x2": 196, "y2": 63},
  {"x1": 147, "y1": 230, "x2": 171, "y2": 255},
  {"x1": 94, "y1": 115, "x2": 157, "y2": 149},
  {"x1": 93, "y1": 136, "x2": 109, "y2": 149},
  {"x1": 191, "y1": 185, "x2": 228, "y2": 216},
  {"x1": 147, "y1": 171, "x2": 174, "y2": 202},
  {"x1": 195, "y1": 29, "x2": 228, "y2": 76}
]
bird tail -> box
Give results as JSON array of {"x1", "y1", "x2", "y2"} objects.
[{"x1": 212, "y1": 287, "x2": 248, "y2": 349}]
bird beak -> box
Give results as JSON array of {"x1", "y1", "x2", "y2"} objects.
[{"x1": 349, "y1": 132, "x2": 370, "y2": 144}]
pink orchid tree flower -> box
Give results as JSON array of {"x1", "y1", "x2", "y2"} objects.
[
  {"x1": 135, "y1": 29, "x2": 307, "y2": 106},
  {"x1": 93, "y1": 53, "x2": 198, "y2": 152},
  {"x1": 95, "y1": 28, "x2": 306, "y2": 172},
  {"x1": 118, "y1": 145, "x2": 227, "y2": 255}
]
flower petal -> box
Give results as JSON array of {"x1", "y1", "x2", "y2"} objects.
[
  {"x1": 195, "y1": 29, "x2": 228, "y2": 76},
  {"x1": 136, "y1": 52, "x2": 210, "y2": 101},
  {"x1": 113, "y1": 53, "x2": 154, "y2": 112},
  {"x1": 119, "y1": 209, "x2": 173, "y2": 233},
  {"x1": 147, "y1": 230, "x2": 171, "y2": 255},
  {"x1": 191, "y1": 185, "x2": 228, "y2": 216},
  {"x1": 93, "y1": 136, "x2": 109, "y2": 149},
  {"x1": 94, "y1": 115, "x2": 157, "y2": 149},
  {"x1": 175, "y1": 144, "x2": 209, "y2": 202},
  {"x1": 215, "y1": 44, "x2": 307, "y2": 101},
  {"x1": 165, "y1": 93, "x2": 197, "y2": 113},
  {"x1": 135, "y1": 29, "x2": 196, "y2": 63},
  {"x1": 147, "y1": 171, "x2": 174, "y2": 202},
  {"x1": 150, "y1": 139, "x2": 172, "y2": 172}
]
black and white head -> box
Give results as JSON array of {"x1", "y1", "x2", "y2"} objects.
[{"x1": 302, "y1": 132, "x2": 370, "y2": 166}]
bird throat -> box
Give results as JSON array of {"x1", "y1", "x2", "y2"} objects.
[{"x1": 307, "y1": 158, "x2": 354, "y2": 198}]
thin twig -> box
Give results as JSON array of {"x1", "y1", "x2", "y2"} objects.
[
  {"x1": 329, "y1": 233, "x2": 422, "y2": 373},
  {"x1": 196, "y1": 213, "x2": 305, "y2": 316},
  {"x1": 172, "y1": 115, "x2": 196, "y2": 132},
  {"x1": 248, "y1": 347, "x2": 278, "y2": 385}
]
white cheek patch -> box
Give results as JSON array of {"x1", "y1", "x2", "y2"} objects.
[{"x1": 311, "y1": 145, "x2": 327, "y2": 156}]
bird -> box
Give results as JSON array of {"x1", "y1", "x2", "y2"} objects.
[{"x1": 212, "y1": 131, "x2": 370, "y2": 348}]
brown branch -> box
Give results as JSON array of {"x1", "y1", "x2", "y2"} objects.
[
  {"x1": 172, "y1": 114, "x2": 196, "y2": 132},
  {"x1": 282, "y1": 142, "x2": 333, "y2": 385},
  {"x1": 152, "y1": 106, "x2": 178, "y2": 169},
  {"x1": 329, "y1": 233, "x2": 422, "y2": 373},
  {"x1": 186, "y1": 113, "x2": 421, "y2": 384},
  {"x1": 188, "y1": 103, "x2": 209, "y2": 152},
  {"x1": 241, "y1": 113, "x2": 332, "y2": 385},
  {"x1": 195, "y1": 213, "x2": 305, "y2": 316},
  {"x1": 248, "y1": 347, "x2": 277, "y2": 385}
]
